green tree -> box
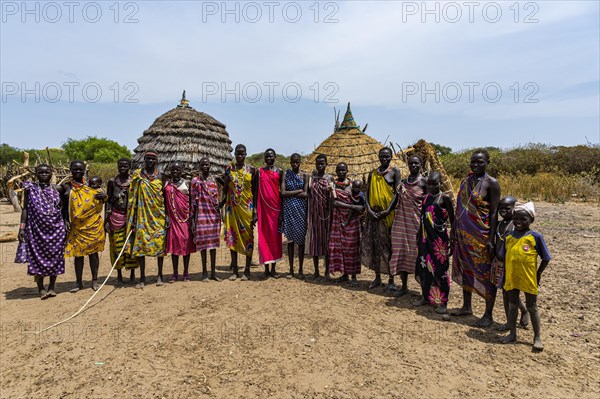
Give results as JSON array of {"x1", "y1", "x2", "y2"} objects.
[
  {"x1": 0, "y1": 144, "x2": 22, "y2": 164},
  {"x1": 62, "y1": 136, "x2": 131, "y2": 163}
]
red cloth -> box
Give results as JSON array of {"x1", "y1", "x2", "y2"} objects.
[
  {"x1": 165, "y1": 182, "x2": 196, "y2": 256},
  {"x1": 257, "y1": 168, "x2": 282, "y2": 264}
]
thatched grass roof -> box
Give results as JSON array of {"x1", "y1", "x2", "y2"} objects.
[
  {"x1": 304, "y1": 103, "x2": 408, "y2": 179},
  {"x1": 133, "y1": 92, "x2": 233, "y2": 174}
]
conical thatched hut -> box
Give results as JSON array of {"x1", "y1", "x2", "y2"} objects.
[
  {"x1": 133, "y1": 92, "x2": 233, "y2": 174},
  {"x1": 305, "y1": 103, "x2": 407, "y2": 179}
]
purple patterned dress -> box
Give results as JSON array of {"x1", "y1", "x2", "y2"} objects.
[{"x1": 15, "y1": 182, "x2": 66, "y2": 276}]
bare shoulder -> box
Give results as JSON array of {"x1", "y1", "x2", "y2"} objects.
[{"x1": 485, "y1": 175, "x2": 500, "y2": 189}]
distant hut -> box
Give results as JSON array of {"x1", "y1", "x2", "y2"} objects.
[
  {"x1": 305, "y1": 103, "x2": 407, "y2": 180},
  {"x1": 133, "y1": 91, "x2": 233, "y2": 174}
]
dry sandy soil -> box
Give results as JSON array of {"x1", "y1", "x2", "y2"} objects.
[{"x1": 0, "y1": 201, "x2": 599, "y2": 399}]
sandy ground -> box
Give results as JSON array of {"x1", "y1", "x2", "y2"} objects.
[{"x1": 0, "y1": 201, "x2": 599, "y2": 399}]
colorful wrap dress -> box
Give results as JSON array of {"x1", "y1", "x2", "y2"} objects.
[
  {"x1": 15, "y1": 182, "x2": 66, "y2": 276},
  {"x1": 165, "y1": 180, "x2": 196, "y2": 256},
  {"x1": 257, "y1": 168, "x2": 282, "y2": 264},
  {"x1": 415, "y1": 193, "x2": 451, "y2": 306},
  {"x1": 223, "y1": 163, "x2": 254, "y2": 256},
  {"x1": 308, "y1": 175, "x2": 332, "y2": 257},
  {"x1": 361, "y1": 171, "x2": 395, "y2": 274},
  {"x1": 108, "y1": 178, "x2": 138, "y2": 269},
  {"x1": 451, "y1": 173, "x2": 496, "y2": 300},
  {"x1": 390, "y1": 179, "x2": 425, "y2": 275},
  {"x1": 329, "y1": 188, "x2": 362, "y2": 275},
  {"x1": 125, "y1": 169, "x2": 166, "y2": 257},
  {"x1": 64, "y1": 182, "x2": 105, "y2": 257},
  {"x1": 281, "y1": 170, "x2": 307, "y2": 246},
  {"x1": 190, "y1": 176, "x2": 221, "y2": 252}
]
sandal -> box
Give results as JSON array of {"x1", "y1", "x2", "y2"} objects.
[
  {"x1": 183, "y1": 273, "x2": 191, "y2": 282},
  {"x1": 169, "y1": 274, "x2": 179, "y2": 283}
]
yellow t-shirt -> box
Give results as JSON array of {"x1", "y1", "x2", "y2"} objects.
[{"x1": 503, "y1": 230, "x2": 551, "y2": 295}]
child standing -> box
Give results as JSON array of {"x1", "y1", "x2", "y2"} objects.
[
  {"x1": 491, "y1": 196, "x2": 530, "y2": 330},
  {"x1": 500, "y1": 202, "x2": 551, "y2": 351},
  {"x1": 414, "y1": 172, "x2": 454, "y2": 314}
]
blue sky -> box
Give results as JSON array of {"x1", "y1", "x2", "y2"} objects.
[{"x1": 1, "y1": 1, "x2": 599, "y2": 155}]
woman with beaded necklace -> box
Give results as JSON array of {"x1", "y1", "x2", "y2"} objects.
[
  {"x1": 389, "y1": 155, "x2": 427, "y2": 296},
  {"x1": 16, "y1": 164, "x2": 67, "y2": 299},
  {"x1": 220, "y1": 144, "x2": 256, "y2": 281},
  {"x1": 164, "y1": 161, "x2": 195, "y2": 282},
  {"x1": 125, "y1": 150, "x2": 167, "y2": 289},
  {"x1": 361, "y1": 147, "x2": 401, "y2": 289},
  {"x1": 62, "y1": 160, "x2": 107, "y2": 293}
]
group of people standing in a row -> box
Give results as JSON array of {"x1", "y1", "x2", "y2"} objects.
[{"x1": 15, "y1": 145, "x2": 551, "y2": 350}]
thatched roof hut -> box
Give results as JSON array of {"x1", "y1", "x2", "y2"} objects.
[
  {"x1": 133, "y1": 92, "x2": 233, "y2": 174},
  {"x1": 305, "y1": 103, "x2": 407, "y2": 179}
]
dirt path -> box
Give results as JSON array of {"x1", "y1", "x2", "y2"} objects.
[{"x1": 1, "y1": 202, "x2": 599, "y2": 398}]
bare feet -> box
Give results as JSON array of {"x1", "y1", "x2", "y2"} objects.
[
  {"x1": 135, "y1": 282, "x2": 145, "y2": 289},
  {"x1": 500, "y1": 332, "x2": 517, "y2": 344},
  {"x1": 435, "y1": 304, "x2": 448, "y2": 314},
  {"x1": 450, "y1": 307, "x2": 473, "y2": 316},
  {"x1": 262, "y1": 271, "x2": 271, "y2": 280},
  {"x1": 520, "y1": 312, "x2": 531, "y2": 329},
  {"x1": 308, "y1": 273, "x2": 321, "y2": 281},
  {"x1": 368, "y1": 277, "x2": 382, "y2": 289},
  {"x1": 533, "y1": 336, "x2": 544, "y2": 351},
  {"x1": 413, "y1": 297, "x2": 428, "y2": 306},
  {"x1": 393, "y1": 287, "x2": 408, "y2": 297},
  {"x1": 91, "y1": 280, "x2": 99, "y2": 291},
  {"x1": 474, "y1": 315, "x2": 494, "y2": 328},
  {"x1": 349, "y1": 280, "x2": 359, "y2": 288},
  {"x1": 497, "y1": 323, "x2": 510, "y2": 332},
  {"x1": 115, "y1": 278, "x2": 124, "y2": 288},
  {"x1": 296, "y1": 273, "x2": 305, "y2": 280},
  {"x1": 337, "y1": 274, "x2": 349, "y2": 284},
  {"x1": 271, "y1": 272, "x2": 280, "y2": 279}
]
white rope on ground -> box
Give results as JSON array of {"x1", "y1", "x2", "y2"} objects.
[{"x1": 35, "y1": 230, "x2": 133, "y2": 334}]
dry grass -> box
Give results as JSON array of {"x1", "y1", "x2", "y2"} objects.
[{"x1": 450, "y1": 172, "x2": 600, "y2": 203}]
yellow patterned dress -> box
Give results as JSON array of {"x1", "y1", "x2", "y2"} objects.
[
  {"x1": 361, "y1": 171, "x2": 396, "y2": 273},
  {"x1": 65, "y1": 182, "x2": 106, "y2": 257},
  {"x1": 223, "y1": 163, "x2": 254, "y2": 256},
  {"x1": 125, "y1": 169, "x2": 166, "y2": 257}
]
